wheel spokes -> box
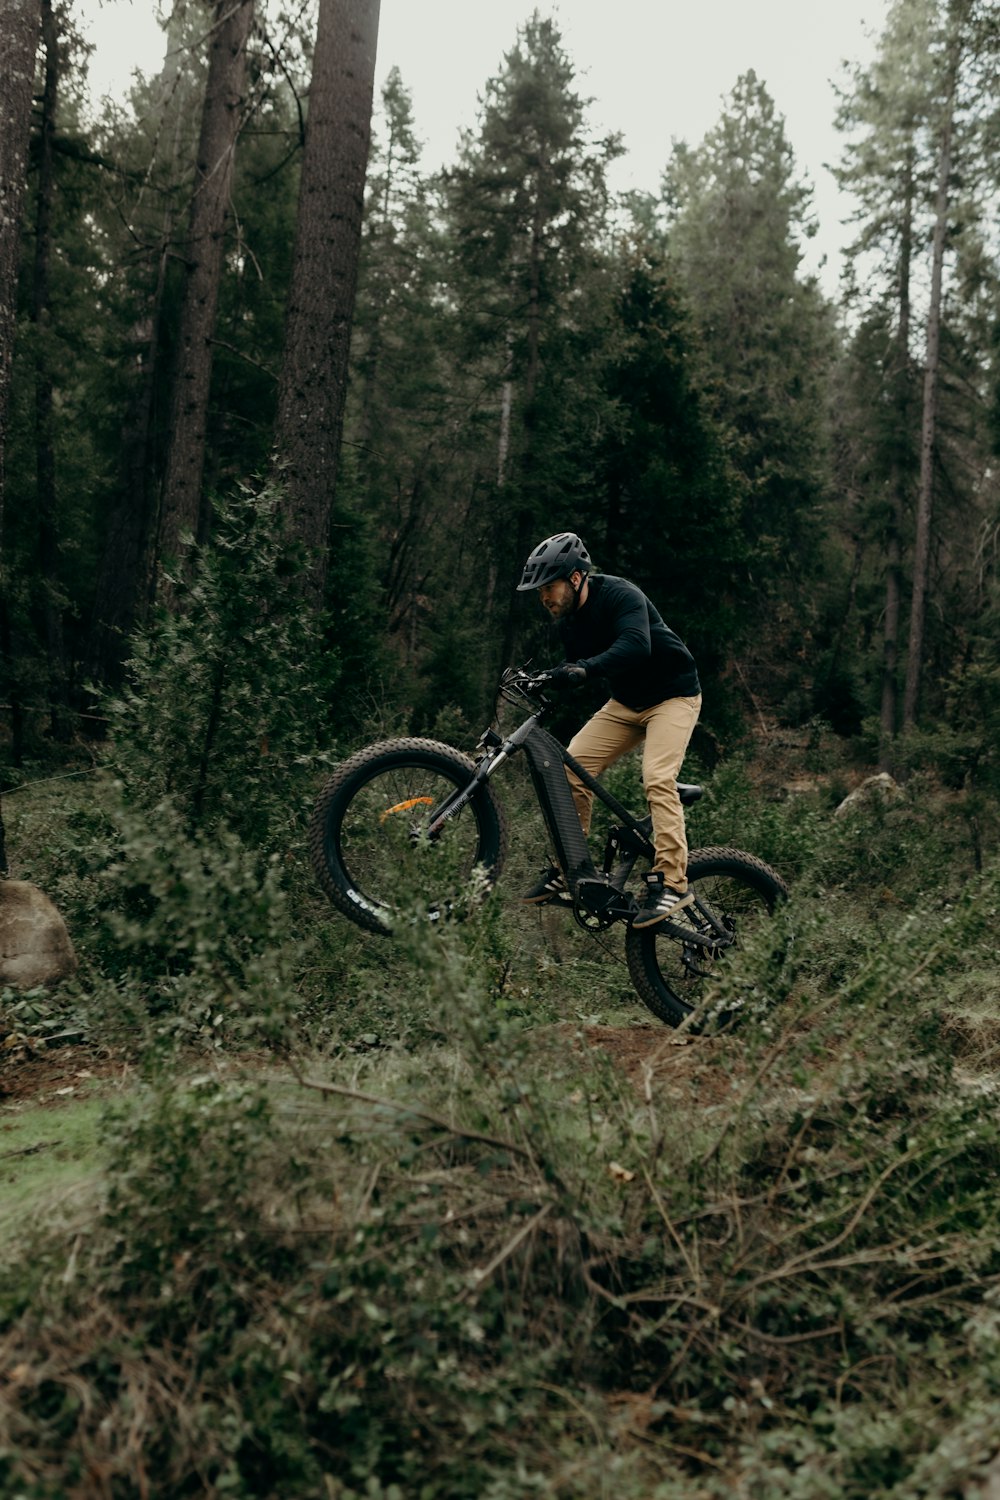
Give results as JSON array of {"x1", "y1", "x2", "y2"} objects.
[{"x1": 337, "y1": 767, "x2": 481, "y2": 915}]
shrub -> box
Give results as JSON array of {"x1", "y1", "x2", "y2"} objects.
[{"x1": 104, "y1": 481, "x2": 338, "y2": 848}]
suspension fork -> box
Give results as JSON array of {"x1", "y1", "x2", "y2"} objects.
[
  {"x1": 425, "y1": 716, "x2": 597, "y2": 892},
  {"x1": 424, "y1": 715, "x2": 540, "y2": 838}
]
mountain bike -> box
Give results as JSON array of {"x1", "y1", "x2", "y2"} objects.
[{"x1": 309, "y1": 667, "x2": 788, "y2": 1028}]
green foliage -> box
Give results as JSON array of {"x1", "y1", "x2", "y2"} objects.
[
  {"x1": 101, "y1": 792, "x2": 303, "y2": 1054},
  {"x1": 663, "y1": 71, "x2": 835, "y2": 585},
  {"x1": 441, "y1": 12, "x2": 624, "y2": 674},
  {"x1": 3, "y1": 14, "x2": 1000, "y2": 1480},
  {"x1": 587, "y1": 245, "x2": 749, "y2": 690},
  {"x1": 105, "y1": 481, "x2": 337, "y2": 845},
  {"x1": 102, "y1": 1076, "x2": 276, "y2": 1287},
  {"x1": 6, "y1": 747, "x2": 1000, "y2": 1493},
  {"x1": 1, "y1": 773, "x2": 307, "y2": 1060}
]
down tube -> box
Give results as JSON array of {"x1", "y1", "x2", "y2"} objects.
[{"x1": 521, "y1": 726, "x2": 598, "y2": 890}]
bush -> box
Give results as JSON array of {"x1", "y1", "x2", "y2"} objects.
[
  {"x1": 99, "y1": 791, "x2": 305, "y2": 1054},
  {"x1": 104, "y1": 481, "x2": 338, "y2": 848}
]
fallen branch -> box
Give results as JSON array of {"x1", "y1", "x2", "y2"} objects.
[{"x1": 459, "y1": 1202, "x2": 555, "y2": 1304}]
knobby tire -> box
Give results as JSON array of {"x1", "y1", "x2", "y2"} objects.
[
  {"x1": 309, "y1": 738, "x2": 508, "y2": 936},
  {"x1": 625, "y1": 846, "x2": 788, "y2": 1028}
]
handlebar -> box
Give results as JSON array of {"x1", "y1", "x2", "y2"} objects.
[{"x1": 498, "y1": 666, "x2": 556, "y2": 705}]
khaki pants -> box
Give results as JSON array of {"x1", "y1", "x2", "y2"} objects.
[{"x1": 565, "y1": 694, "x2": 702, "y2": 891}]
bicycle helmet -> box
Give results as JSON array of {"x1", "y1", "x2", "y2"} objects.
[{"x1": 516, "y1": 532, "x2": 592, "y2": 591}]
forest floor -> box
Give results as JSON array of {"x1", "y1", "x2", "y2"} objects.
[
  {"x1": 573, "y1": 1023, "x2": 739, "y2": 1103},
  {"x1": 0, "y1": 1044, "x2": 129, "y2": 1107},
  {"x1": 0, "y1": 1027, "x2": 733, "y2": 1249},
  {"x1": 0, "y1": 1024, "x2": 737, "y2": 1111}
]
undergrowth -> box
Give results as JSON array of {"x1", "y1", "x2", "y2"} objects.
[
  {"x1": 2, "y1": 887, "x2": 1000, "y2": 1495},
  {"x1": 3, "y1": 518, "x2": 1000, "y2": 1491}
]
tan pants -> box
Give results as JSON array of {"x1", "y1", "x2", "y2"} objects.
[{"x1": 565, "y1": 694, "x2": 702, "y2": 891}]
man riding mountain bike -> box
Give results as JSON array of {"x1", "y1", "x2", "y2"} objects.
[{"x1": 517, "y1": 532, "x2": 702, "y2": 929}]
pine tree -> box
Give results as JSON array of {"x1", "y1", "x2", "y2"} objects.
[
  {"x1": 443, "y1": 11, "x2": 622, "y2": 670},
  {"x1": 348, "y1": 66, "x2": 445, "y2": 658},
  {"x1": 835, "y1": 0, "x2": 1000, "y2": 744},
  {"x1": 86, "y1": 2, "x2": 218, "y2": 681},
  {"x1": 0, "y1": 0, "x2": 41, "y2": 860},
  {"x1": 0, "y1": 0, "x2": 40, "y2": 528},
  {"x1": 591, "y1": 243, "x2": 747, "y2": 701},
  {"x1": 834, "y1": 0, "x2": 932, "y2": 758},
  {"x1": 663, "y1": 72, "x2": 835, "y2": 602},
  {"x1": 273, "y1": 0, "x2": 381, "y2": 604},
  {"x1": 156, "y1": 0, "x2": 256, "y2": 598}
]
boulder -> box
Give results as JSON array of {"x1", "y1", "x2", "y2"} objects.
[
  {"x1": 0, "y1": 880, "x2": 78, "y2": 989},
  {"x1": 833, "y1": 772, "x2": 904, "y2": 819}
]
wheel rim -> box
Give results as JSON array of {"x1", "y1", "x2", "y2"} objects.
[
  {"x1": 331, "y1": 761, "x2": 487, "y2": 920},
  {"x1": 642, "y1": 868, "x2": 777, "y2": 1017}
]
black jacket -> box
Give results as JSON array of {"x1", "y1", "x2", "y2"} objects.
[{"x1": 558, "y1": 574, "x2": 700, "y2": 711}]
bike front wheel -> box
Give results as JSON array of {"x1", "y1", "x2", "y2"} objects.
[
  {"x1": 624, "y1": 846, "x2": 787, "y2": 1028},
  {"x1": 309, "y1": 738, "x2": 508, "y2": 936}
]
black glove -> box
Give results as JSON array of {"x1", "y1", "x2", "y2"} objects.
[{"x1": 542, "y1": 663, "x2": 587, "y2": 691}]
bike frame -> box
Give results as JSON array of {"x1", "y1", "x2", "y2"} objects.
[{"x1": 427, "y1": 682, "x2": 701, "y2": 926}]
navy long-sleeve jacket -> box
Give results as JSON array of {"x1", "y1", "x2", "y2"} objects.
[{"x1": 558, "y1": 573, "x2": 700, "y2": 711}]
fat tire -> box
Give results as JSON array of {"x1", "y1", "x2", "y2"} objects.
[
  {"x1": 309, "y1": 738, "x2": 508, "y2": 936},
  {"x1": 625, "y1": 845, "x2": 788, "y2": 1028}
]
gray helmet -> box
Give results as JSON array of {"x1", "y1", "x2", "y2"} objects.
[{"x1": 516, "y1": 532, "x2": 592, "y2": 591}]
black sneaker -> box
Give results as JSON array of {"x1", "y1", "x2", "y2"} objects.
[
  {"x1": 631, "y1": 872, "x2": 695, "y2": 929},
  {"x1": 521, "y1": 865, "x2": 568, "y2": 904}
]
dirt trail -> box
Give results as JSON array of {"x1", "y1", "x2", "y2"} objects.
[
  {"x1": 2, "y1": 1028, "x2": 727, "y2": 1109},
  {"x1": 572, "y1": 1024, "x2": 742, "y2": 1105},
  {"x1": 0, "y1": 1045, "x2": 128, "y2": 1106}
]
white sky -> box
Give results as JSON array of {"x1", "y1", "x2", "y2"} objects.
[{"x1": 76, "y1": 0, "x2": 892, "y2": 297}]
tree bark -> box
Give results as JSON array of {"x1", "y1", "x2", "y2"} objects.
[
  {"x1": 902, "y1": 13, "x2": 963, "y2": 729},
  {"x1": 879, "y1": 147, "x2": 915, "y2": 769},
  {"x1": 273, "y1": 0, "x2": 381, "y2": 604},
  {"x1": 0, "y1": 0, "x2": 39, "y2": 529},
  {"x1": 156, "y1": 0, "x2": 254, "y2": 597},
  {"x1": 0, "y1": 0, "x2": 42, "y2": 859},
  {"x1": 31, "y1": 0, "x2": 70, "y2": 738}
]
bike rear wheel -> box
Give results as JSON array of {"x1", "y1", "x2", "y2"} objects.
[
  {"x1": 309, "y1": 738, "x2": 508, "y2": 936},
  {"x1": 624, "y1": 846, "x2": 787, "y2": 1028}
]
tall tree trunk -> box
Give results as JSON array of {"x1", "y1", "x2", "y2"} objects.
[
  {"x1": 31, "y1": 0, "x2": 69, "y2": 739},
  {"x1": 356, "y1": 121, "x2": 395, "y2": 457},
  {"x1": 0, "y1": 0, "x2": 41, "y2": 860},
  {"x1": 88, "y1": 22, "x2": 191, "y2": 685},
  {"x1": 0, "y1": 0, "x2": 38, "y2": 517},
  {"x1": 879, "y1": 146, "x2": 915, "y2": 770},
  {"x1": 273, "y1": 0, "x2": 381, "y2": 605},
  {"x1": 485, "y1": 322, "x2": 514, "y2": 636},
  {"x1": 902, "y1": 14, "x2": 963, "y2": 729},
  {"x1": 88, "y1": 243, "x2": 170, "y2": 685},
  {"x1": 155, "y1": 0, "x2": 254, "y2": 598},
  {"x1": 498, "y1": 173, "x2": 545, "y2": 673},
  {"x1": 497, "y1": 334, "x2": 513, "y2": 489}
]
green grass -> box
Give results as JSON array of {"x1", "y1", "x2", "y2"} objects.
[{"x1": 0, "y1": 1085, "x2": 111, "y2": 1252}]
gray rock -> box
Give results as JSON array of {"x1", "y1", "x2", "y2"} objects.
[
  {"x1": 833, "y1": 772, "x2": 904, "y2": 819},
  {"x1": 0, "y1": 880, "x2": 78, "y2": 989}
]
